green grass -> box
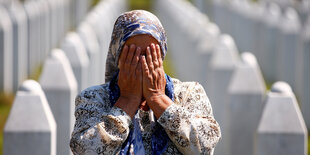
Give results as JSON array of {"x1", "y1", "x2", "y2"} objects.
[
  {"x1": 0, "y1": 93, "x2": 14, "y2": 155},
  {"x1": 309, "y1": 135, "x2": 310, "y2": 155}
]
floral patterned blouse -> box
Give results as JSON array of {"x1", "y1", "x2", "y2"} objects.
[{"x1": 70, "y1": 78, "x2": 221, "y2": 154}]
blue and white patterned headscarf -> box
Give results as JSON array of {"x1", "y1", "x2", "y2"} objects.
[
  {"x1": 106, "y1": 10, "x2": 173, "y2": 155},
  {"x1": 105, "y1": 10, "x2": 168, "y2": 82}
]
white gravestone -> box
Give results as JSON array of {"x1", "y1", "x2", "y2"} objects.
[
  {"x1": 230, "y1": 0, "x2": 243, "y2": 51},
  {"x1": 24, "y1": 1, "x2": 40, "y2": 76},
  {"x1": 197, "y1": 22, "x2": 220, "y2": 87},
  {"x1": 47, "y1": 0, "x2": 58, "y2": 49},
  {"x1": 242, "y1": 2, "x2": 264, "y2": 57},
  {"x1": 73, "y1": 0, "x2": 88, "y2": 27},
  {"x1": 228, "y1": 52, "x2": 266, "y2": 155},
  {"x1": 61, "y1": 32, "x2": 89, "y2": 92},
  {"x1": 77, "y1": 22, "x2": 101, "y2": 85},
  {"x1": 85, "y1": 12, "x2": 110, "y2": 83},
  {"x1": 7, "y1": 1, "x2": 28, "y2": 92},
  {"x1": 213, "y1": 0, "x2": 226, "y2": 33},
  {"x1": 208, "y1": 34, "x2": 239, "y2": 155},
  {"x1": 4, "y1": 80, "x2": 57, "y2": 155},
  {"x1": 259, "y1": 3, "x2": 281, "y2": 82},
  {"x1": 300, "y1": 16, "x2": 310, "y2": 129},
  {"x1": 40, "y1": 49, "x2": 77, "y2": 155},
  {"x1": 277, "y1": 7, "x2": 301, "y2": 92},
  {"x1": 256, "y1": 81, "x2": 307, "y2": 155},
  {"x1": 38, "y1": 0, "x2": 50, "y2": 64},
  {"x1": 0, "y1": 5, "x2": 13, "y2": 93},
  {"x1": 63, "y1": 0, "x2": 71, "y2": 33}
]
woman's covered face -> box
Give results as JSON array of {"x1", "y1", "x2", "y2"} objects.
[
  {"x1": 105, "y1": 10, "x2": 167, "y2": 82},
  {"x1": 119, "y1": 34, "x2": 159, "y2": 64}
]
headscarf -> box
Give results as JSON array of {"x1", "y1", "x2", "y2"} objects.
[
  {"x1": 105, "y1": 10, "x2": 168, "y2": 82},
  {"x1": 106, "y1": 10, "x2": 173, "y2": 155}
]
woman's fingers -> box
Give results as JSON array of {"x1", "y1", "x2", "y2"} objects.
[
  {"x1": 136, "y1": 58, "x2": 142, "y2": 79},
  {"x1": 141, "y1": 56, "x2": 150, "y2": 77},
  {"x1": 156, "y1": 44, "x2": 163, "y2": 68},
  {"x1": 151, "y1": 44, "x2": 159, "y2": 68},
  {"x1": 131, "y1": 47, "x2": 141, "y2": 73},
  {"x1": 146, "y1": 46, "x2": 154, "y2": 72},
  {"x1": 125, "y1": 44, "x2": 136, "y2": 69},
  {"x1": 119, "y1": 45, "x2": 128, "y2": 69}
]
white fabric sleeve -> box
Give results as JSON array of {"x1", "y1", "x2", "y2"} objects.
[
  {"x1": 157, "y1": 82, "x2": 221, "y2": 155},
  {"x1": 70, "y1": 88, "x2": 132, "y2": 155}
]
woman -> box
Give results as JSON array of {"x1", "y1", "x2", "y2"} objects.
[{"x1": 70, "y1": 10, "x2": 221, "y2": 155}]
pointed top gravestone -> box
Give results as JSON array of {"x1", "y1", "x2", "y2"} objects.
[
  {"x1": 228, "y1": 52, "x2": 266, "y2": 155},
  {"x1": 7, "y1": 1, "x2": 28, "y2": 92},
  {"x1": 208, "y1": 34, "x2": 239, "y2": 155},
  {"x1": 259, "y1": 2, "x2": 281, "y2": 82},
  {"x1": 229, "y1": 52, "x2": 265, "y2": 94},
  {"x1": 4, "y1": 80, "x2": 56, "y2": 155},
  {"x1": 256, "y1": 81, "x2": 307, "y2": 155},
  {"x1": 78, "y1": 22, "x2": 101, "y2": 85},
  {"x1": 300, "y1": 16, "x2": 310, "y2": 129},
  {"x1": 277, "y1": 7, "x2": 302, "y2": 91},
  {"x1": 0, "y1": 5, "x2": 13, "y2": 93},
  {"x1": 40, "y1": 49, "x2": 77, "y2": 155},
  {"x1": 61, "y1": 32, "x2": 89, "y2": 92},
  {"x1": 210, "y1": 34, "x2": 239, "y2": 68}
]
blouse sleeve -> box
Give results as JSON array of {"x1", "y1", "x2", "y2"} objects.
[
  {"x1": 70, "y1": 86, "x2": 132, "y2": 155},
  {"x1": 157, "y1": 82, "x2": 221, "y2": 154}
]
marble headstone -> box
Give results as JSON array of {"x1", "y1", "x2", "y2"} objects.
[
  {"x1": 277, "y1": 7, "x2": 301, "y2": 91},
  {"x1": 4, "y1": 80, "x2": 57, "y2": 155},
  {"x1": 228, "y1": 52, "x2": 266, "y2": 155},
  {"x1": 7, "y1": 1, "x2": 28, "y2": 92},
  {"x1": 300, "y1": 16, "x2": 310, "y2": 129},
  {"x1": 77, "y1": 22, "x2": 101, "y2": 85},
  {"x1": 24, "y1": 1, "x2": 40, "y2": 76},
  {"x1": 61, "y1": 32, "x2": 89, "y2": 92},
  {"x1": 259, "y1": 3, "x2": 281, "y2": 82},
  {"x1": 0, "y1": 5, "x2": 13, "y2": 93},
  {"x1": 208, "y1": 34, "x2": 239, "y2": 155},
  {"x1": 40, "y1": 49, "x2": 77, "y2": 155},
  {"x1": 256, "y1": 81, "x2": 307, "y2": 155}
]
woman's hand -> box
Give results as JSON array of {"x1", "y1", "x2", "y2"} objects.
[
  {"x1": 141, "y1": 44, "x2": 166, "y2": 100},
  {"x1": 141, "y1": 44, "x2": 173, "y2": 118},
  {"x1": 115, "y1": 44, "x2": 142, "y2": 118}
]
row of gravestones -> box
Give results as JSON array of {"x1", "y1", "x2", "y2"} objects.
[
  {"x1": 0, "y1": 0, "x2": 90, "y2": 93},
  {"x1": 155, "y1": 0, "x2": 308, "y2": 155},
  {"x1": 3, "y1": 0, "x2": 127, "y2": 155},
  {"x1": 198, "y1": 0, "x2": 310, "y2": 131}
]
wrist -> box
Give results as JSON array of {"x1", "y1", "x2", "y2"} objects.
[
  {"x1": 146, "y1": 93, "x2": 165, "y2": 103},
  {"x1": 119, "y1": 95, "x2": 141, "y2": 103},
  {"x1": 145, "y1": 94, "x2": 173, "y2": 119},
  {"x1": 115, "y1": 96, "x2": 141, "y2": 119}
]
